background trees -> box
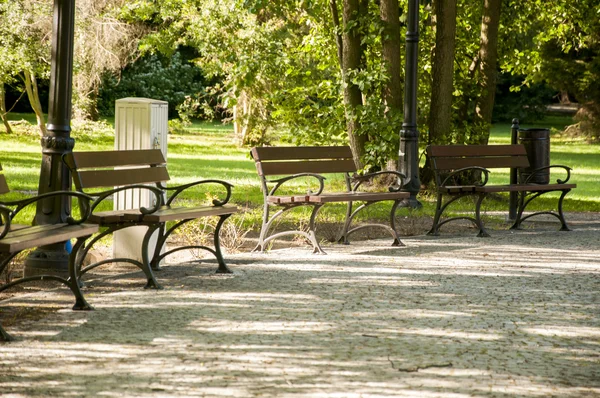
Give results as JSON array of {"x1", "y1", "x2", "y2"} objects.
[{"x1": 1, "y1": 0, "x2": 597, "y2": 171}]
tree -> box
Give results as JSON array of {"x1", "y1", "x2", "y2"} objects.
[
  {"x1": 379, "y1": 0, "x2": 403, "y2": 172},
  {"x1": 0, "y1": 0, "x2": 52, "y2": 136},
  {"x1": 427, "y1": 0, "x2": 457, "y2": 146},
  {"x1": 501, "y1": 0, "x2": 600, "y2": 142},
  {"x1": 72, "y1": 0, "x2": 149, "y2": 120},
  {"x1": 340, "y1": 0, "x2": 367, "y2": 168},
  {"x1": 471, "y1": 0, "x2": 502, "y2": 144}
]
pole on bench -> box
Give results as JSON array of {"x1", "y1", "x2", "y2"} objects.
[
  {"x1": 398, "y1": 0, "x2": 422, "y2": 208},
  {"x1": 507, "y1": 118, "x2": 519, "y2": 221},
  {"x1": 24, "y1": 0, "x2": 76, "y2": 277}
]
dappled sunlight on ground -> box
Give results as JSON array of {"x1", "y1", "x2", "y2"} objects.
[{"x1": 1, "y1": 216, "x2": 599, "y2": 397}]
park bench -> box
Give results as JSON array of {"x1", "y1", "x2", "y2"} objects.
[
  {"x1": 250, "y1": 145, "x2": 409, "y2": 253},
  {"x1": 0, "y1": 165, "x2": 98, "y2": 341},
  {"x1": 63, "y1": 149, "x2": 238, "y2": 289},
  {"x1": 427, "y1": 144, "x2": 576, "y2": 237}
]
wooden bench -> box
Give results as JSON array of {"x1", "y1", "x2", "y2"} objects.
[
  {"x1": 251, "y1": 146, "x2": 410, "y2": 253},
  {"x1": 427, "y1": 144, "x2": 576, "y2": 237},
  {"x1": 0, "y1": 165, "x2": 98, "y2": 341},
  {"x1": 63, "y1": 149, "x2": 238, "y2": 289}
]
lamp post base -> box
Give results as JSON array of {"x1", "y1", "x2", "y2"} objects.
[{"x1": 23, "y1": 243, "x2": 70, "y2": 278}]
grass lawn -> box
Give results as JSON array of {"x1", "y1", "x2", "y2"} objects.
[{"x1": 1, "y1": 113, "x2": 598, "y2": 230}]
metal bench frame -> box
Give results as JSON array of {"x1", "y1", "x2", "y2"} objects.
[
  {"x1": 251, "y1": 146, "x2": 409, "y2": 253},
  {"x1": 427, "y1": 144, "x2": 576, "y2": 237},
  {"x1": 0, "y1": 165, "x2": 98, "y2": 341},
  {"x1": 63, "y1": 149, "x2": 237, "y2": 290}
]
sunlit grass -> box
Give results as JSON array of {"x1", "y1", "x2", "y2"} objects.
[{"x1": 1, "y1": 115, "x2": 598, "y2": 228}]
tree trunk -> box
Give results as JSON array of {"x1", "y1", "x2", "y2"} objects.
[
  {"x1": 423, "y1": 0, "x2": 457, "y2": 185},
  {"x1": 472, "y1": 0, "x2": 502, "y2": 145},
  {"x1": 22, "y1": 70, "x2": 47, "y2": 136},
  {"x1": 380, "y1": 0, "x2": 403, "y2": 112},
  {"x1": 0, "y1": 84, "x2": 14, "y2": 134},
  {"x1": 379, "y1": 0, "x2": 403, "y2": 173},
  {"x1": 342, "y1": 0, "x2": 366, "y2": 169},
  {"x1": 428, "y1": 0, "x2": 457, "y2": 146},
  {"x1": 330, "y1": 0, "x2": 344, "y2": 71}
]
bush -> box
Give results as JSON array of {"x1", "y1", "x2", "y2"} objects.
[{"x1": 97, "y1": 50, "x2": 208, "y2": 118}]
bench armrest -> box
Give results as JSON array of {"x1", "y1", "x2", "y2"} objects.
[
  {"x1": 523, "y1": 165, "x2": 572, "y2": 184},
  {"x1": 440, "y1": 166, "x2": 490, "y2": 187},
  {"x1": 267, "y1": 173, "x2": 326, "y2": 196},
  {"x1": 87, "y1": 185, "x2": 164, "y2": 215},
  {"x1": 158, "y1": 180, "x2": 233, "y2": 206},
  {"x1": 351, "y1": 171, "x2": 406, "y2": 192},
  {"x1": 0, "y1": 191, "x2": 96, "y2": 238}
]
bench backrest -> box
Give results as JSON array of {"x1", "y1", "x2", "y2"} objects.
[
  {"x1": 0, "y1": 165, "x2": 9, "y2": 196},
  {"x1": 251, "y1": 146, "x2": 357, "y2": 177},
  {"x1": 428, "y1": 144, "x2": 530, "y2": 171},
  {"x1": 64, "y1": 149, "x2": 170, "y2": 190}
]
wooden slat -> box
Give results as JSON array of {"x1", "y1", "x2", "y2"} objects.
[
  {"x1": 0, "y1": 224, "x2": 98, "y2": 253},
  {"x1": 68, "y1": 149, "x2": 166, "y2": 169},
  {"x1": 476, "y1": 183, "x2": 576, "y2": 193},
  {"x1": 428, "y1": 144, "x2": 527, "y2": 157},
  {"x1": 307, "y1": 191, "x2": 409, "y2": 203},
  {"x1": 88, "y1": 211, "x2": 131, "y2": 224},
  {"x1": 77, "y1": 166, "x2": 170, "y2": 189},
  {"x1": 433, "y1": 156, "x2": 529, "y2": 170},
  {"x1": 251, "y1": 146, "x2": 353, "y2": 161},
  {"x1": 257, "y1": 159, "x2": 356, "y2": 176},
  {"x1": 142, "y1": 204, "x2": 238, "y2": 222},
  {"x1": 267, "y1": 196, "x2": 310, "y2": 204},
  {"x1": 0, "y1": 174, "x2": 9, "y2": 195}
]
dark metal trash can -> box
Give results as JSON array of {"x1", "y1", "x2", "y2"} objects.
[{"x1": 518, "y1": 128, "x2": 550, "y2": 184}]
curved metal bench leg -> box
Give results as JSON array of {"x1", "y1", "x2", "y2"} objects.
[
  {"x1": 141, "y1": 224, "x2": 163, "y2": 290},
  {"x1": 427, "y1": 194, "x2": 444, "y2": 236},
  {"x1": 69, "y1": 236, "x2": 94, "y2": 311},
  {"x1": 557, "y1": 189, "x2": 571, "y2": 231},
  {"x1": 308, "y1": 204, "x2": 326, "y2": 254},
  {"x1": 253, "y1": 203, "x2": 273, "y2": 253},
  {"x1": 149, "y1": 223, "x2": 167, "y2": 271},
  {"x1": 390, "y1": 200, "x2": 404, "y2": 246},
  {"x1": 338, "y1": 201, "x2": 354, "y2": 245},
  {"x1": 214, "y1": 214, "x2": 234, "y2": 273},
  {"x1": 510, "y1": 191, "x2": 526, "y2": 230},
  {"x1": 475, "y1": 192, "x2": 490, "y2": 237}
]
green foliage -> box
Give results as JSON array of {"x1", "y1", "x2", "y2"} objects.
[
  {"x1": 492, "y1": 72, "x2": 556, "y2": 123},
  {"x1": 97, "y1": 50, "x2": 207, "y2": 118},
  {"x1": 499, "y1": 0, "x2": 600, "y2": 141}
]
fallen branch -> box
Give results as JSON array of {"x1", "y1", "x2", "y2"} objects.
[{"x1": 388, "y1": 356, "x2": 452, "y2": 372}]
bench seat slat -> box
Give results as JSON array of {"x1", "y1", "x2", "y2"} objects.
[
  {"x1": 476, "y1": 183, "x2": 577, "y2": 193},
  {"x1": 434, "y1": 156, "x2": 529, "y2": 170},
  {"x1": 252, "y1": 146, "x2": 353, "y2": 161},
  {"x1": 439, "y1": 185, "x2": 478, "y2": 193},
  {"x1": 428, "y1": 144, "x2": 527, "y2": 157},
  {"x1": 141, "y1": 204, "x2": 238, "y2": 222},
  {"x1": 0, "y1": 223, "x2": 99, "y2": 253},
  {"x1": 88, "y1": 210, "x2": 137, "y2": 224},
  {"x1": 77, "y1": 167, "x2": 170, "y2": 189},
  {"x1": 68, "y1": 150, "x2": 166, "y2": 169},
  {"x1": 307, "y1": 191, "x2": 409, "y2": 203},
  {"x1": 257, "y1": 160, "x2": 356, "y2": 176},
  {"x1": 267, "y1": 196, "x2": 310, "y2": 204}
]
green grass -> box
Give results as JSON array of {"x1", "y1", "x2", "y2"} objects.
[{"x1": 0, "y1": 115, "x2": 598, "y2": 228}]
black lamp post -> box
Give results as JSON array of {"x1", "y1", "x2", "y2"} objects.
[
  {"x1": 399, "y1": 0, "x2": 422, "y2": 208},
  {"x1": 23, "y1": 0, "x2": 76, "y2": 276}
]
